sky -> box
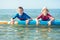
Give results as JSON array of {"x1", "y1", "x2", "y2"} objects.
[{"x1": 0, "y1": 0, "x2": 60, "y2": 9}]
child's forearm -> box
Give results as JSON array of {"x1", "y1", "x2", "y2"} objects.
[
  {"x1": 50, "y1": 18, "x2": 54, "y2": 22},
  {"x1": 36, "y1": 18, "x2": 39, "y2": 24}
]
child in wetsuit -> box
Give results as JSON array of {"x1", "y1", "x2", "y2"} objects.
[
  {"x1": 10, "y1": 7, "x2": 32, "y2": 25},
  {"x1": 36, "y1": 7, "x2": 54, "y2": 26}
]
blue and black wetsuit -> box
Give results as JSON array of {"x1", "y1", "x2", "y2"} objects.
[{"x1": 12, "y1": 12, "x2": 31, "y2": 21}]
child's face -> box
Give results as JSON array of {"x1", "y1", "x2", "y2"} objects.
[
  {"x1": 18, "y1": 8, "x2": 23, "y2": 14},
  {"x1": 42, "y1": 9, "x2": 48, "y2": 14}
]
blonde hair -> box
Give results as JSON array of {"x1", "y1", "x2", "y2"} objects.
[{"x1": 41, "y1": 7, "x2": 49, "y2": 12}]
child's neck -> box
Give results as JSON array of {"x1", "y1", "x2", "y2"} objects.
[
  {"x1": 43, "y1": 13, "x2": 47, "y2": 16},
  {"x1": 19, "y1": 12, "x2": 23, "y2": 15},
  {"x1": 18, "y1": 13, "x2": 22, "y2": 15}
]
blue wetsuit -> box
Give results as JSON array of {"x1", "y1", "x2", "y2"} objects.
[{"x1": 12, "y1": 13, "x2": 31, "y2": 21}]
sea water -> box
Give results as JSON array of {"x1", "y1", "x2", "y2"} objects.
[{"x1": 0, "y1": 9, "x2": 60, "y2": 40}]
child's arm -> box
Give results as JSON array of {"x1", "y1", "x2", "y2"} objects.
[
  {"x1": 49, "y1": 17, "x2": 54, "y2": 22},
  {"x1": 36, "y1": 14, "x2": 42, "y2": 26},
  {"x1": 48, "y1": 14, "x2": 55, "y2": 26},
  {"x1": 10, "y1": 14, "x2": 18, "y2": 24},
  {"x1": 48, "y1": 14, "x2": 54, "y2": 22},
  {"x1": 48, "y1": 17, "x2": 54, "y2": 26},
  {"x1": 12, "y1": 14, "x2": 18, "y2": 19},
  {"x1": 25, "y1": 13, "x2": 32, "y2": 20},
  {"x1": 36, "y1": 18, "x2": 39, "y2": 26},
  {"x1": 10, "y1": 18, "x2": 15, "y2": 24},
  {"x1": 37, "y1": 14, "x2": 42, "y2": 19}
]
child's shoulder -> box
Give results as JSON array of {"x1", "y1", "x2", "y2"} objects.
[
  {"x1": 47, "y1": 13, "x2": 51, "y2": 15},
  {"x1": 23, "y1": 12, "x2": 26, "y2": 14},
  {"x1": 23, "y1": 12, "x2": 27, "y2": 15}
]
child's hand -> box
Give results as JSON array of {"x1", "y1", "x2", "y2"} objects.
[
  {"x1": 10, "y1": 21, "x2": 14, "y2": 25},
  {"x1": 10, "y1": 18, "x2": 14, "y2": 25},
  {"x1": 48, "y1": 21, "x2": 51, "y2": 26}
]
